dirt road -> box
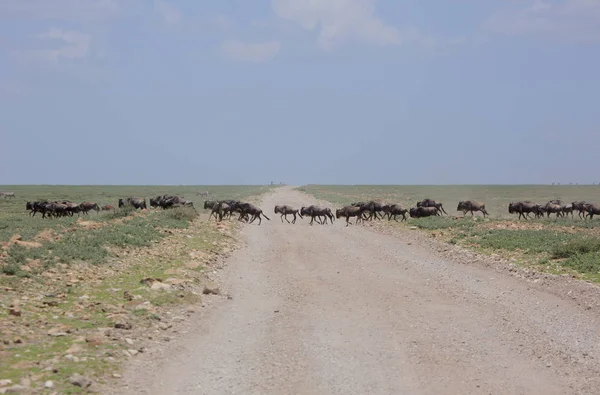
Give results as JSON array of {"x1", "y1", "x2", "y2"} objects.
[{"x1": 114, "y1": 187, "x2": 600, "y2": 395}]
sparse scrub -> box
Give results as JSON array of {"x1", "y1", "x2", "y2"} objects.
[
  {"x1": 299, "y1": 184, "x2": 600, "y2": 281},
  {"x1": 551, "y1": 238, "x2": 600, "y2": 259}
]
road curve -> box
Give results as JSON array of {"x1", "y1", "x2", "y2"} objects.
[{"x1": 114, "y1": 187, "x2": 600, "y2": 395}]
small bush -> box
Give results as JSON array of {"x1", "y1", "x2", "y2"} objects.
[
  {"x1": 561, "y1": 252, "x2": 600, "y2": 273},
  {"x1": 475, "y1": 229, "x2": 574, "y2": 254},
  {"x1": 551, "y1": 238, "x2": 600, "y2": 259},
  {"x1": 411, "y1": 217, "x2": 476, "y2": 230},
  {"x1": 101, "y1": 205, "x2": 135, "y2": 220},
  {"x1": 164, "y1": 207, "x2": 197, "y2": 222}
]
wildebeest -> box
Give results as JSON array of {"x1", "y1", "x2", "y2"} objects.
[
  {"x1": 585, "y1": 204, "x2": 600, "y2": 219},
  {"x1": 335, "y1": 205, "x2": 364, "y2": 226},
  {"x1": 508, "y1": 201, "x2": 539, "y2": 220},
  {"x1": 101, "y1": 204, "x2": 115, "y2": 211},
  {"x1": 119, "y1": 197, "x2": 147, "y2": 210},
  {"x1": 543, "y1": 202, "x2": 563, "y2": 218},
  {"x1": 409, "y1": 206, "x2": 439, "y2": 218},
  {"x1": 235, "y1": 203, "x2": 270, "y2": 225},
  {"x1": 386, "y1": 204, "x2": 408, "y2": 221},
  {"x1": 417, "y1": 199, "x2": 447, "y2": 215},
  {"x1": 572, "y1": 201, "x2": 590, "y2": 219},
  {"x1": 561, "y1": 204, "x2": 574, "y2": 218},
  {"x1": 274, "y1": 205, "x2": 302, "y2": 224},
  {"x1": 301, "y1": 205, "x2": 334, "y2": 225},
  {"x1": 151, "y1": 195, "x2": 196, "y2": 212},
  {"x1": 352, "y1": 201, "x2": 384, "y2": 220},
  {"x1": 78, "y1": 202, "x2": 100, "y2": 214},
  {"x1": 457, "y1": 200, "x2": 489, "y2": 217}
]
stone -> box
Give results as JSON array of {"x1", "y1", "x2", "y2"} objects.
[
  {"x1": 202, "y1": 282, "x2": 220, "y2": 295},
  {"x1": 44, "y1": 381, "x2": 54, "y2": 389},
  {"x1": 150, "y1": 282, "x2": 171, "y2": 291},
  {"x1": 69, "y1": 374, "x2": 92, "y2": 389},
  {"x1": 66, "y1": 343, "x2": 84, "y2": 354},
  {"x1": 8, "y1": 308, "x2": 21, "y2": 317},
  {"x1": 47, "y1": 328, "x2": 67, "y2": 337}
]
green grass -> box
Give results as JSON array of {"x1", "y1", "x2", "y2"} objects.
[
  {"x1": 298, "y1": 184, "x2": 600, "y2": 222},
  {"x1": 0, "y1": 185, "x2": 274, "y2": 242},
  {"x1": 0, "y1": 185, "x2": 274, "y2": 274},
  {"x1": 299, "y1": 184, "x2": 600, "y2": 280},
  {"x1": 0, "y1": 184, "x2": 273, "y2": 393}
]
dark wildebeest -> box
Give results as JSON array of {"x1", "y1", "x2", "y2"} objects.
[
  {"x1": 417, "y1": 198, "x2": 447, "y2": 215},
  {"x1": 237, "y1": 203, "x2": 270, "y2": 225},
  {"x1": 119, "y1": 197, "x2": 147, "y2": 210},
  {"x1": 301, "y1": 205, "x2": 334, "y2": 225},
  {"x1": 207, "y1": 201, "x2": 229, "y2": 221},
  {"x1": 386, "y1": 204, "x2": 408, "y2": 221},
  {"x1": 572, "y1": 201, "x2": 590, "y2": 219},
  {"x1": 544, "y1": 202, "x2": 563, "y2": 218},
  {"x1": 335, "y1": 205, "x2": 364, "y2": 226},
  {"x1": 457, "y1": 200, "x2": 489, "y2": 217},
  {"x1": 409, "y1": 206, "x2": 439, "y2": 218},
  {"x1": 561, "y1": 204, "x2": 574, "y2": 218},
  {"x1": 274, "y1": 205, "x2": 302, "y2": 224},
  {"x1": 79, "y1": 202, "x2": 100, "y2": 215},
  {"x1": 353, "y1": 201, "x2": 384, "y2": 220},
  {"x1": 508, "y1": 201, "x2": 538, "y2": 220},
  {"x1": 26, "y1": 201, "x2": 50, "y2": 218},
  {"x1": 585, "y1": 204, "x2": 600, "y2": 220}
]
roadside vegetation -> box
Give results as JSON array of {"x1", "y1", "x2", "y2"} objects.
[
  {"x1": 0, "y1": 185, "x2": 273, "y2": 393},
  {"x1": 299, "y1": 184, "x2": 600, "y2": 283}
]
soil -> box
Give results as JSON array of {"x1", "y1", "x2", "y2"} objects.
[{"x1": 110, "y1": 187, "x2": 600, "y2": 395}]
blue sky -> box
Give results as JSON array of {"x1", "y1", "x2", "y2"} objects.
[{"x1": 1, "y1": 0, "x2": 599, "y2": 185}]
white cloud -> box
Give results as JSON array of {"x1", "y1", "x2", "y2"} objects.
[
  {"x1": 271, "y1": 0, "x2": 403, "y2": 50},
  {"x1": 221, "y1": 40, "x2": 281, "y2": 63},
  {"x1": 0, "y1": 0, "x2": 120, "y2": 21},
  {"x1": 155, "y1": 0, "x2": 182, "y2": 26},
  {"x1": 14, "y1": 28, "x2": 91, "y2": 63},
  {"x1": 485, "y1": 0, "x2": 600, "y2": 42}
]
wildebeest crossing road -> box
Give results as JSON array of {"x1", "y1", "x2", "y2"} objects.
[{"x1": 114, "y1": 187, "x2": 600, "y2": 395}]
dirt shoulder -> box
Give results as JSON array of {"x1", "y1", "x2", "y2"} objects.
[
  {"x1": 109, "y1": 187, "x2": 600, "y2": 395},
  {"x1": 0, "y1": 208, "x2": 244, "y2": 394}
]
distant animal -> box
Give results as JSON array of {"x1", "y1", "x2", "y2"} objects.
[
  {"x1": 508, "y1": 201, "x2": 537, "y2": 220},
  {"x1": 335, "y1": 205, "x2": 363, "y2": 226},
  {"x1": 457, "y1": 200, "x2": 489, "y2": 217},
  {"x1": 386, "y1": 204, "x2": 408, "y2": 221},
  {"x1": 1, "y1": 192, "x2": 15, "y2": 199},
  {"x1": 118, "y1": 197, "x2": 147, "y2": 210},
  {"x1": 409, "y1": 206, "x2": 439, "y2": 218},
  {"x1": 301, "y1": 205, "x2": 334, "y2": 225},
  {"x1": 417, "y1": 198, "x2": 447, "y2": 215},
  {"x1": 79, "y1": 202, "x2": 100, "y2": 215},
  {"x1": 274, "y1": 205, "x2": 302, "y2": 224},
  {"x1": 101, "y1": 205, "x2": 115, "y2": 211}
]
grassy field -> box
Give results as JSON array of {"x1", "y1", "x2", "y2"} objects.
[
  {"x1": 0, "y1": 185, "x2": 273, "y2": 393},
  {"x1": 298, "y1": 184, "x2": 600, "y2": 282}
]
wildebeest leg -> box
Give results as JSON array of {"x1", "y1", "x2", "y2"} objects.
[
  {"x1": 280, "y1": 213, "x2": 285, "y2": 223},
  {"x1": 291, "y1": 213, "x2": 297, "y2": 224},
  {"x1": 284, "y1": 214, "x2": 290, "y2": 224}
]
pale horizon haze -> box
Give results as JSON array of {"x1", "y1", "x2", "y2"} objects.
[{"x1": 1, "y1": 0, "x2": 599, "y2": 185}]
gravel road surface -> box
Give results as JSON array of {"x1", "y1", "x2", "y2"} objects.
[{"x1": 113, "y1": 187, "x2": 600, "y2": 395}]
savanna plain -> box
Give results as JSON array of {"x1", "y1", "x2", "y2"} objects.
[{"x1": 1, "y1": 184, "x2": 600, "y2": 394}]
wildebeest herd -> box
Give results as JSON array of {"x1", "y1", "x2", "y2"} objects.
[
  {"x1": 16, "y1": 193, "x2": 600, "y2": 225},
  {"x1": 507, "y1": 200, "x2": 600, "y2": 220},
  {"x1": 24, "y1": 194, "x2": 196, "y2": 219},
  {"x1": 25, "y1": 201, "x2": 101, "y2": 218}
]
